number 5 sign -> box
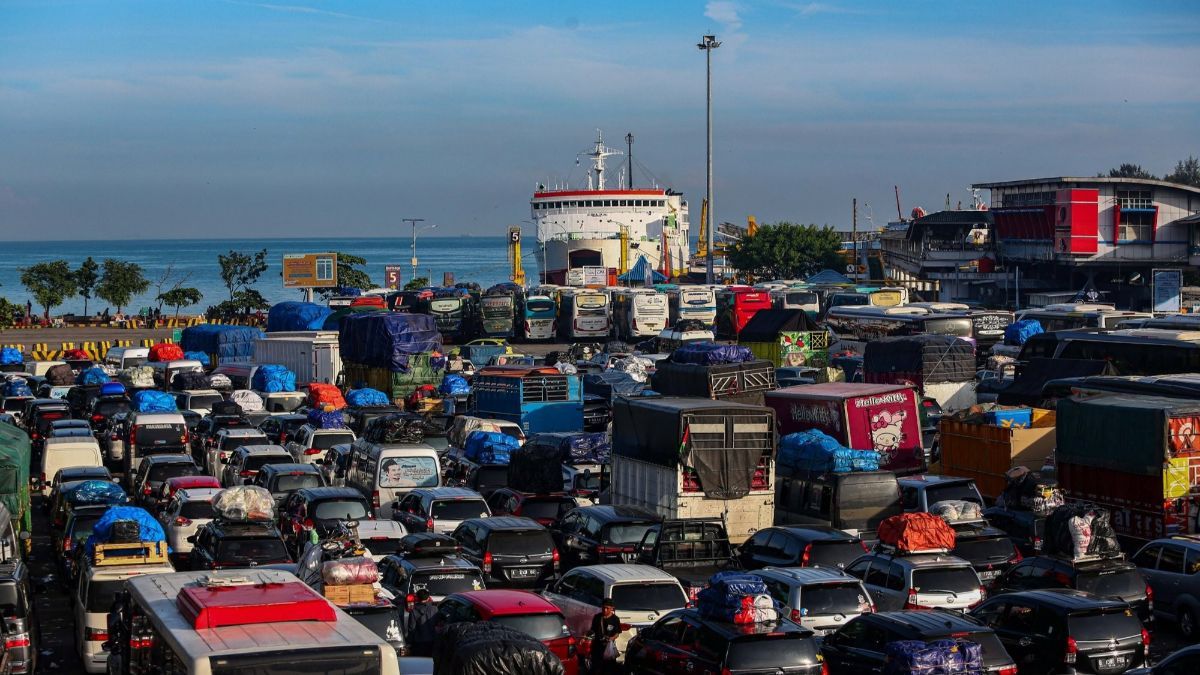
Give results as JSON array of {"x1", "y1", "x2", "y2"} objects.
[{"x1": 384, "y1": 265, "x2": 404, "y2": 289}]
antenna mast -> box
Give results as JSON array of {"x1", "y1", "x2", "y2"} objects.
[
  {"x1": 579, "y1": 129, "x2": 622, "y2": 190},
  {"x1": 626, "y1": 132, "x2": 634, "y2": 190}
]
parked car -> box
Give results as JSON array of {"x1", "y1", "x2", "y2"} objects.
[
  {"x1": 751, "y1": 566, "x2": 874, "y2": 635},
  {"x1": 736, "y1": 525, "x2": 868, "y2": 571},
  {"x1": 897, "y1": 474, "x2": 985, "y2": 513},
  {"x1": 189, "y1": 413, "x2": 252, "y2": 463},
  {"x1": 188, "y1": 518, "x2": 291, "y2": 570},
  {"x1": 349, "y1": 519, "x2": 409, "y2": 560},
  {"x1": 844, "y1": 551, "x2": 985, "y2": 612},
  {"x1": 149, "y1": 475, "x2": 221, "y2": 516},
  {"x1": 993, "y1": 555, "x2": 1153, "y2": 625},
  {"x1": 250, "y1": 462, "x2": 327, "y2": 505},
  {"x1": 1132, "y1": 535, "x2": 1200, "y2": 638},
  {"x1": 58, "y1": 506, "x2": 108, "y2": 583},
  {"x1": 85, "y1": 394, "x2": 129, "y2": 433},
  {"x1": 159, "y1": 486, "x2": 220, "y2": 565},
  {"x1": 377, "y1": 553, "x2": 486, "y2": 606},
  {"x1": 0, "y1": 559, "x2": 38, "y2": 675},
  {"x1": 625, "y1": 608, "x2": 824, "y2": 675},
  {"x1": 128, "y1": 454, "x2": 202, "y2": 510},
  {"x1": 43, "y1": 465, "x2": 113, "y2": 516},
  {"x1": 949, "y1": 521, "x2": 1025, "y2": 589},
  {"x1": 203, "y1": 427, "x2": 268, "y2": 477},
  {"x1": 284, "y1": 424, "x2": 357, "y2": 464},
  {"x1": 1126, "y1": 644, "x2": 1200, "y2": 675},
  {"x1": 486, "y1": 489, "x2": 580, "y2": 527},
  {"x1": 392, "y1": 487, "x2": 490, "y2": 535},
  {"x1": 822, "y1": 610, "x2": 1017, "y2": 675},
  {"x1": 45, "y1": 418, "x2": 94, "y2": 440},
  {"x1": 971, "y1": 589, "x2": 1148, "y2": 675},
  {"x1": 434, "y1": 590, "x2": 577, "y2": 675},
  {"x1": 278, "y1": 486, "x2": 374, "y2": 556},
  {"x1": 219, "y1": 444, "x2": 292, "y2": 487},
  {"x1": 451, "y1": 516, "x2": 559, "y2": 589},
  {"x1": 318, "y1": 443, "x2": 355, "y2": 487},
  {"x1": 549, "y1": 505, "x2": 662, "y2": 570},
  {"x1": 256, "y1": 412, "x2": 309, "y2": 446},
  {"x1": 982, "y1": 506, "x2": 1047, "y2": 557}
]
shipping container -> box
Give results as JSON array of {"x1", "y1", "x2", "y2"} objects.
[
  {"x1": 765, "y1": 383, "x2": 925, "y2": 474},
  {"x1": 610, "y1": 397, "x2": 776, "y2": 541},
  {"x1": 1057, "y1": 459, "x2": 1200, "y2": 544},
  {"x1": 253, "y1": 333, "x2": 342, "y2": 385},
  {"x1": 939, "y1": 409, "x2": 1057, "y2": 499},
  {"x1": 1056, "y1": 395, "x2": 1200, "y2": 476}
]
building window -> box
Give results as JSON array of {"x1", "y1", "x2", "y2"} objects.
[
  {"x1": 1116, "y1": 189, "x2": 1154, "y2": 242},
  {"x1": 1000, "y1": 190, "x2": 1056, "y2": 208},
  {"x1": 316, "y1": 256, "x2": 334, "y2": 282}
]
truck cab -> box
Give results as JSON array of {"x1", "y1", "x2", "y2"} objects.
[{"x1": 635, "y1": 517, "x2": 734, "y2": 602}]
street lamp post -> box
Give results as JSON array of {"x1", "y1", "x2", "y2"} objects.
[
  {"x1": 698, "y1": 34, "x2": 721, "y2": 284},
  {"x1": 403, "y1": 218, "x2": 435, "y2": 283}
]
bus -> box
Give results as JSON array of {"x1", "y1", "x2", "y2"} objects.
[
  {"x1": 908, "y1": 303, "x2": 1013, "y2": 357},
  {"x1": 519, "y1": 294, "x2": 558, "y2": 342},
  {"x1": 558, "y1": 290, "x2": 610, "y2": 340},
  {"x1": 1014, "y1": 303, "x2": 1150, "y2": 331},
  {"x1": 478, "y1": 287, "x2": 518, "y2": 339},
  {"x1": 771, "y1": 286, "x2": 821, "y2": 318},
  {"x1": 114, "y1": 569, "x2": 401, "y2": 674},
  {"x1": 612, "y1": 290, "x2": 669, "y2": 340},
  {"x1": 1018, "y1": 328, "x2": 1200, "y2": 376},
  {"x1": 824, "y1": 287, "x2": 909, "y2": 314},
  {"x1": 715, "y1": 288, "x2": 773, "y2": 339},
  {"x1": 420, "y1": 291, "x2": 475, "y2": 343},
  {"x1": 824, "y1": 305, "x2": 974, "y2": 354},
  {"x1": 667, "y1": 286, "x2": 717, "y2": 327}
]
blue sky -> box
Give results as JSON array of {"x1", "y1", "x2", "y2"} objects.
[{"x1": 1, "y1": 0, "x2": 1197, "y2": 239}]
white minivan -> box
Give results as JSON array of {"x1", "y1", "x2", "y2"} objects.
[
  {"x1": 146, "y1": 360, "x2": 204, "y2": 389},
  {"x1": 103, "y1": 347, "x2": 150, "y2": 370},
  {"x1": 345, "y1": 440, "x2": 441, "y2": 519},
  {"x1": 75, "y1": 542, "x2": 175, "y2": 673},
  {"x1": 38, "y1": 437, "x2": 104, "y2": 497}
]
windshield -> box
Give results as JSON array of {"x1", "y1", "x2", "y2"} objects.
[
  {"x1": 187, "y1": 394, "x2": 224, "y2": 410},
  {"x1": 216, "y1": 538, "x2": 289, "y2": 564},
  {"x1": 69, "y1": 515, "x2": 102, "y2": 543},
  {"x1": 273, "y1": 474, "x2": 323, "y2": 493},
  {"x1": 2, "y1": 400, "x2": 24, "y2": 412},
  {"x1": 473, "y1": 466, "x2": 508, "y2": 490},
  {"x1": 786, "y1": 292, "x2": 819, "y2": 305},
  {"x1": 431, "y1": 500, "x2": 489, "y2": 520},
  {"x1": 313, "y1": 500, "x2": 370, "y2": 521},
  {"x1": 519, "y1": 499, "x2": 574, "y2": 521},
  {"x1": 809, "y1": 540, "x2": 867, "y2": 568},
  {"x1": 312, "y1": 433, "x2": 354, "y2": 450},
  {"x1": 378, "y1": 456, "x2": 439, "y2": 489},
  {"x1": 488, "y1": 530, "x2": 554, "y2": 555},
  {"x1": 953, "y1": 536, "x2": 1016, "y2": 563},
  {"x1": 602, "y1": 522, "x2": 657, "y2": 546},
  {"x1": 925, "y1": 483, "x2": 983, "y2": 506},
  {"x1": 1077, "y1": 569, "x2": 1146, "y2": 598},
  {"x1": 179, "y1": 501, "x2": 216, "y2": 520},
  {"x1": 1068, "y1": 609, "x2": 1144, "y2": 640},
  {"x1": 836, "y1": 477, "x2": 902, "y2": 531},
  {"x1": 50, "y1": 428, "x2": 93, "y2": 438},
  {"x1": 86, "y1": 579, "x2": 126, "y2": 612},
  {"x1": 609, "y1": 583, "x2": 687, "y2": 612},
  {"x1": 412, "y1": 570, "x2": 484, "y2": 596},
  {"x1": 912, "y1": 567, "x2": 980, "y2": 594},
  {"x1": 726, "y1": 635, "x2": 820, "y2": 670},
  {"x1": 360, "y1": 538, "x2": 403, "y2": 557},
  {"x1": 493, "y1": 613, "x2": 568, "y2": 641},
  {"x1": 346, "y1": 605, "x2": 403, "y2": 644},
  {"x1": 221, "y1": 434, "x2": 266, "y2": 451},
  {"x1": 574, "y1": 472, "x2": 603, "y2": 491},
  {"x1": 245, "y1": 455, "x2": 290, "y2": 472},
  {"x1": 801, "y1": 582, "x2": 872, "y2": 615},
  {"x1": 577, "y1": 295, "x2": 606, "y2": 310},
  {"x1": 94, "y1": 400, "x2": 129, "y2": 417},
  {"x1": 147, "y1": 463, "x2": 201, "y2": 483}
]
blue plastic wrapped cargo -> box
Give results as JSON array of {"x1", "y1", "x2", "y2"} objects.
[
  {"x1": 266, "y1": 302, "x2": 333, "y2": 333},
  {"x1": 696, "y1": 572, "x2": 776, "y2": 622},
  {"x1": 62, "y1": 480, "x2": 126, "y2": 507},
  {"x1": 884, "y1": 639, "x2": 984, "y2": 675},
  {"x1": 77, "y1": 367, "x2": 111, "y2": 385},
  {"x1": 3, "y1": 380, "x2": 32, "y2": 398},
  {"x1": 184, "y1": 351, "x2": 211, "y2": 366},
  {"x1": 0, "y1": 348, "x2": 21, "y2": 366},
  {"x1": 463, "y1": 431, "x2": 520, "y2": 465},
  {"x1": 306, "y1": 408, "x2": 347, "y2": 429},
  {"x1": 671, "y1": 342, "x2": 754, "y2": 365},
  {"x1": 83, "y1": 505, "x2": 170, "y2": 556},
  {"x1": 339, "y1": 313, "x2": 443, "y2": 371},
  {"x1": 778, "y1": 430, "x2": 880, "y2": 474},
  {"x1": 131, "y1": 390, "x2": 177, "y2": 413},
  {"x1": 345, "y1": 388, "x2": 390, "y2": 407},
  {"x1": 251, "y1": 364, "x2": 297, "y2": 393},
  {"x1": 1003, "y1": 319, "x2": 1044, "y2": 347},
  {"x1": 439, "y1": 375, "x2": 470, "y2": 397},
  {"x1": 99, "y1": 382, "x2": 126, "y2": 397},
  {"x1": 181, "y1": 324, "x2": 265, "y2": 360}
]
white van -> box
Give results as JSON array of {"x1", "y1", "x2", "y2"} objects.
[
  {"x1": 146, "y1": 360, "x2": 204, "y2": 388},
  {"x1": 172, "y1": 389, "x2": 224, "y2": 416},
  {"x1": 26, "y1": 361, "x2": 67, "y2": 377},
  {"x1": 38, "y1": 437, "x2": 104, "y2": 497},
  {"x1": 346, "y1": 440, "x2": 441, "y2": 519},
  {"x1": 103, "y1": 347, "x2": 149, "y2": 370}
]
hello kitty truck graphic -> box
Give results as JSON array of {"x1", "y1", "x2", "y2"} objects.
[{"x1": 765, "y1": 383, "x2": 926, "y2": 474}]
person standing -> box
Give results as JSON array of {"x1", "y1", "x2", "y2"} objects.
[
  {"x1": 589, "y1": 598, "x2": 623, "y2": 674},
  {"x1": 405, "y1": 589, "x2": 438, "y2": 657}
]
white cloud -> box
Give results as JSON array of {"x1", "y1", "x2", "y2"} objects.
[
  {"x1": 786, "y1": 2, "x2": 861, "y2": 17},
  {"x1": 705, "y1": 1, "x2": 743, "y2": 31}
]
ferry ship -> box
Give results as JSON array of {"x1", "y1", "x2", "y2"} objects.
[{"x1": 531, "y1": 131, "x2": 691, "y2": 285}]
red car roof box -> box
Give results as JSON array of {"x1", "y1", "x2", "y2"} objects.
[{"x1": 177, "y1": 580, "x2": 335, "y2": 629}]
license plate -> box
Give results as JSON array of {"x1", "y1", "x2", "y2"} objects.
[
  {"x1": 1097, "y1": 656, "x2": 1128, "y2": 671},
  {"x1": 979, "y1": 570, "x2": 1000, "y2": 580},
  {"x1": 509, "y1": 568, "x2": 538, "y2": 578},
  {"x1": 621, "y1": 552, "x2": 637, "y2": 563}
]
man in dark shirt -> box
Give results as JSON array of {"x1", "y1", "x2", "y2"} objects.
[
  {"x1": 589, "y1": 598, "x2": 622, "y2": 673},
  {"x1": 405, "y1": 589, "x2": 438, "y2": 656}
]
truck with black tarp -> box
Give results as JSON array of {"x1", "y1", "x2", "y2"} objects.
[
  {"x1": 507, "y1": 431, "x2": 610, "y2": 497},
  {"x1": 863, "y1": 334, "x2": 977, "y2": 411},
  {"x1": 635, "y1": 517, "x2": 734, "y2": 601},
  {"x1": 1056, "y1": 394, "x2": 1200, "y2": 544},
  {"x1": 650, "y1": 357, "x2": 778, "y2": 406},
  {"x1": 610, "y1": 397, "x2": 776, "y2": 542}
]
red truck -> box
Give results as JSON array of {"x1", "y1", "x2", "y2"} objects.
[
  {"x1": 765, "y1": 383, "x2": 925, "y2": 474},
  {"x1": 1056, "y1": 394, "x2": 1200, "y2": 544}
]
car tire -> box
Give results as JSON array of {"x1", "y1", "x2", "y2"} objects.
[{"x1": 1179, "y1": 605, "x2": 1198, "y2": 641}]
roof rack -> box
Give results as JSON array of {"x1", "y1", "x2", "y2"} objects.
[
  {"x1": 92, "y1": 541, "x2": 169, "y2": 566},
  {"x1": 873, "y1": 543, "x2": 951, "y2": 557}
]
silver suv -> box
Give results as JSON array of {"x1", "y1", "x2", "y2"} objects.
[
  {"x1": 751, "y1": 566, "x2": 874, "y2": 635},
  {"x1": 1132, "y1": 535, "x2": 1200, "y2": 640},
  {"x1": 844, "y1": 550, "x2": 984, "y2": 612}
]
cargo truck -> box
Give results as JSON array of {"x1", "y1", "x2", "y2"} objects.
[
  {"x1": 938, "y1": 408, "x2": 1057, "y2": 499},
  {"x1": 1056, "y1": 394, "x2": 1200, "y2": 544},
  {"x1": 610, "y1": 397, "x2": 776, "y2": 542},
  {"x1": 765, "y1": 383, "x2": 925, "y2": 474},
  {"x1": 650, "y1": 358, "x2": 778, "y2": 406},
  {"x1": 253, "y1": 332, "x2": 342, "y2": 385}
]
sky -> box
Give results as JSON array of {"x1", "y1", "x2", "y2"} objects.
[{"x1": 1, "y1": 0, "x2": 1198, "y2": 240}]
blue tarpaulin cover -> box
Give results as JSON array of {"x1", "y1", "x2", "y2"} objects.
[
  {"x1": 671, "y1": 343, "x2": 753, "y2": 365},
  {"x1": 1004, "y1": 319, "x2": 1044, "y2": 347},
  {"x1": 77, "y1": 367, "x2": 111, "y2": 385},
  {"x1": 84, "y1": 505, "x2": 169, "y2": 556},
  {"x1": 99, "y1": 382, "x2": 126, "y2": 397},
  {"x1": 0, "y1": 348, "x2": 21, "y2": 365},
  {"x1": 697, "y1": 572, "x2": 778, "y2": 623},
  {"x1": 463, "y1": 431, "x2": 520, "y2": 465},
  {"x1": 345, "y1": 388, "x2": 390, "y2": 407},
  {"x1": 306, "y1": 408, "x2": 347, "y2": 429},
  {"x1": 778, "y1": 430, "x2": 880, "y2": 474},
  {"x1": 62, "y1": 480, "x2": 126, "y2": 506},
  {"x1": 132, "y1": 390, "x2": 177, "y2": 413},
  {"x1": 181, "y1": 325, "x2": 265, "y2": 360},
  {"x1": 252, "y1": 364, "x2": 297, "y2": 393},
  {"x1": 883, "y1": 640, "x2": 984, "y2": 675},
  {"x1": 3, "y1": 380, "x2": 32, "y2": 398},
  {"x1": 266, "y1": 302, "x2": 333, "y2": 333},
  {"x1": 184, "y1": 351, "x2": 211, "y2": 366},
  {"x1": 439, "y1": 375, "x2": 470, "y2": 396},
  {"x1": 339, "y1": 313, "x2": 443, "y2": 371}
]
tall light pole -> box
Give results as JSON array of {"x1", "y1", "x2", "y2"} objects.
[
  {"x1": 698, "y1": 34, "x2": 721, "y2": 284},
  {"x1": 403, "y1": 217, "x2": 430, "y2": 282}
]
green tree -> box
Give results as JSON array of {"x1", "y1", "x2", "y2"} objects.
[
  {"x1": 404, "y1": 277, "x2": 429, "y2": 291},
  {"x1": 218, "y1": 249, "x2": 268, "y2": 301},
  {"x1": 1103, "y1": 163, "x2": 1156, "y2": 179},
  {"x1": 317, "y1": 252, "x2": 372, "y2": 299},
  {"x1": 158, "y1": 287, "x2": 203, "y2": 317},
  {"x1": 74, "y1": 257, "x2": 100, "y2": 316},
  {"x1": 96, "y1": 259, "x2": 150, "y2": 314},
  {"x1": 19, "y1": 260, "x2": 76, "y2": 320},
  {"x1": 1165, "y1": 156, "x2": 1200, "y2": 188},
  {"x1": 727, "y1": 222, "x2": 845, "y2": 280},
  {"x1": 0, "y1": 297, "x2": 18, "y2": 328}
]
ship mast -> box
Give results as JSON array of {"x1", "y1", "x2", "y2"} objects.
[{"x1": 579, "y1": 129, "x2": 622, "y2": 190}]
